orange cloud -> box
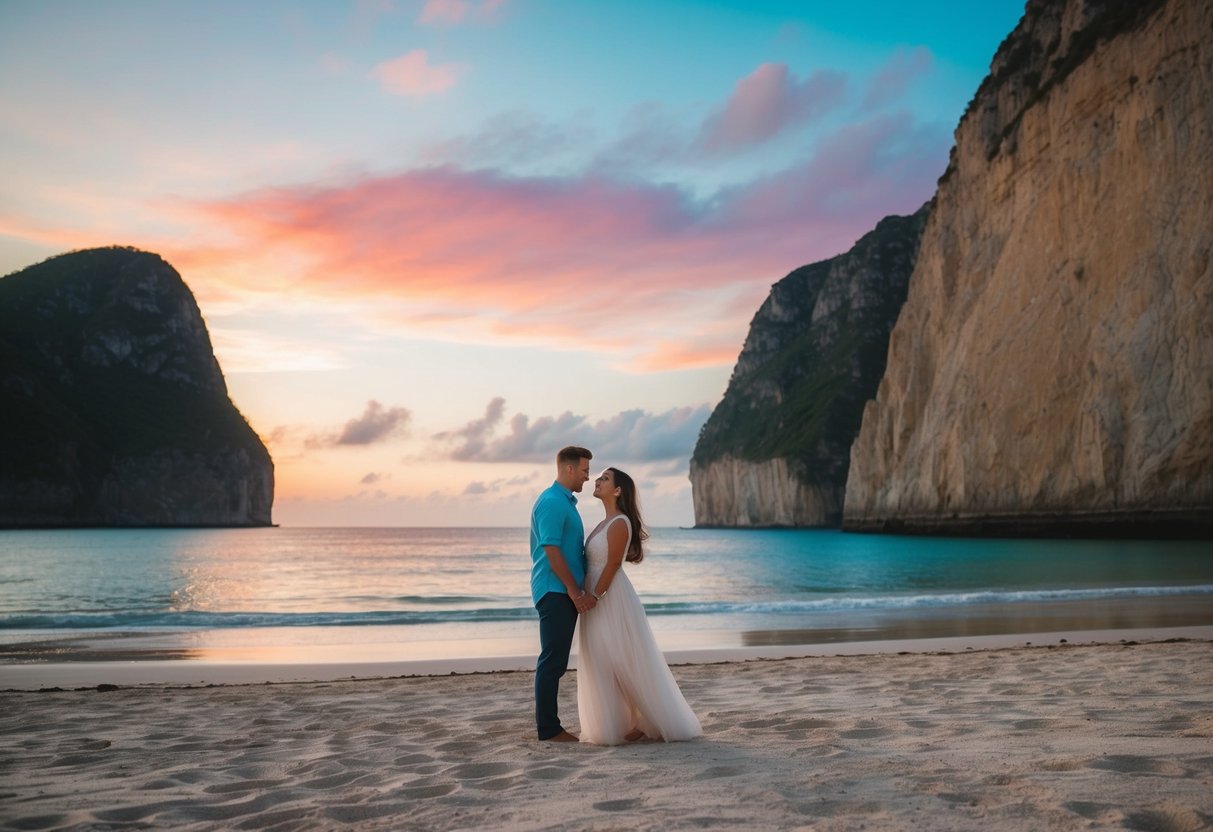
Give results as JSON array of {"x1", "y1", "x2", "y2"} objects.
[{"x1": 628, "y1": 339, "x2": 745, "y2": 373}]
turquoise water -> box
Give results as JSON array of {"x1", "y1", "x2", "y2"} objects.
[{"x1": 1, "y1": 527, "x2": 1211, "y2": 663}]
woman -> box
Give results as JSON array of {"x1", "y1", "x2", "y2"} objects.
[{"x1": 576, "y1": 467, "x2": 702, "y2": 745}]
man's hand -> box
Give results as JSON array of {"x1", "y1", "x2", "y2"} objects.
[{"x1": 570, "y1": 589, "x2": 595, "y2": 613}]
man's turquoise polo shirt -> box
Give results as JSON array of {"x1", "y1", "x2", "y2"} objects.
[{"x1": 529, "y1": 481, "x2": 586, "y2": 605}]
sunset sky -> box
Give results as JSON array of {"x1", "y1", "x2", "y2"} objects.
[{"x1": 0, "y1": 0, "x2": 1024, "y2": 527}]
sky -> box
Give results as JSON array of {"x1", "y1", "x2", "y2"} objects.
[{"x1": 0, "y1": 0, "x2": 1025, "y2": 527}]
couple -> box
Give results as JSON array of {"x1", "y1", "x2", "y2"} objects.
[{"x1": 529, "y1": 445, "x2": 702, "y2": 745}]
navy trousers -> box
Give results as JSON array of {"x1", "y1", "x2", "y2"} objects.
[{"x1": 535, "y1": 591, "x2": 578, "y2": 740}]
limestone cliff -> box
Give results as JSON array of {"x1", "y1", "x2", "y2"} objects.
[
  {"x1": 691, "y1": 208, "x2": 928, "y2": 527},
  {"x1": 844, "y1": 0, "x2": 1213, "y2": 535},
  {"x1": 0, "y1": 247, "x2": 274, "y2": 527}
]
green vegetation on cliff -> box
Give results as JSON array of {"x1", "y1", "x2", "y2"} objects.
[
  {"x1": 0, "y1": 246, "x2": 273, "y2": 526},
  {"x1": 692, "y1": 207, "x2": 928, "y2": 493}
]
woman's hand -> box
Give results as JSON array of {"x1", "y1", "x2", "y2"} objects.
[{"x1": 571, "y1": 588, "x2": 596, "y2": 613}]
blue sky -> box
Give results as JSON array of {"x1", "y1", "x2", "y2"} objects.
[{"x1": 0, "y1": 0, "x2": 1025, "y2": 526}]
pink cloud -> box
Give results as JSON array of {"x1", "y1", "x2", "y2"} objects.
[
  {"x1": 183, "y1": 167, "x2": 777, "y2": 360},
  {"x1": 696, "y1": 63, "x2": 847, "y2": 155},
  {"x1": 418, "y1": 0, "x2": 505, "y2": 26},
  {"x1": 372, "y1": 50, "x2": 465, "y2": 96},
  {"x1": 156, "y1": 113, "x2": 947, "y2": 371},
  {"x1": 717, "y1": 112, "x2": 946, "y2": 231},
  {"x1": 862, "y1": 47, "x2": 934, "y2": 111}
]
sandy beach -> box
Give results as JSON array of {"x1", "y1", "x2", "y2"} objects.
[{"x1": 3, "y1": 632, "x2": 1212, "y2": 831}]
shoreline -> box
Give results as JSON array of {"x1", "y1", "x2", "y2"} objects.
[
  {"x1": 4, "y1": 591, "x2": 1212, "y2": 689},
  {"x1": 4, "y1": 624, "x2": 1211, "y2": 691}
]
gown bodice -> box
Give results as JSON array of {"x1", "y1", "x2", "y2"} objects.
[{"x1": 585, "y1": 514, "x2": 630, "y2": 573}]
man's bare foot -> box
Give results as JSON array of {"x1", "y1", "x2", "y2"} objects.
[
  {"x1": 545, "y1": 730, "x2": 580, "y2": 742},
  {"x1": 624, "y1": 729, "x2": 646, "y2": 742}
]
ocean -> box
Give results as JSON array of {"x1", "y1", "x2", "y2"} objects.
[{"x1": 1, "y1": 527, "x2": 1211, "y2": 668}]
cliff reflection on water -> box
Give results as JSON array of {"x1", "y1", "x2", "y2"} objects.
[{"x1": 740, "y1": 596, "x2": 1213, "y2": 647}]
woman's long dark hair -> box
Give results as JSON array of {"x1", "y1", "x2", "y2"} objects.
[{"x1": 608, "y1": 467, "x2": 649, "y2": 563}]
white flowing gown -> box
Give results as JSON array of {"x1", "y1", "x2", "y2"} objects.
[{"x1": 576, "y1": 515, "x2": 702, "y2": 745}]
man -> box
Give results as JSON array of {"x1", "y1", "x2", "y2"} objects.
[{"x1": 530, "y1": 445, "x2": 596, "y2": 742}]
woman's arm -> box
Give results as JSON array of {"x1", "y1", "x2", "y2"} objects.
[{"x1": 591, "y1": 519, "x2": 628, "y2": 599}]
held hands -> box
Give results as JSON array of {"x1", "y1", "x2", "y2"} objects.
[{"x1": 570, "y1": 587, "x2": 597, "y2": 613}]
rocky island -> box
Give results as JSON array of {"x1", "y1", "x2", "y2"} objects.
[{"x1": 0, "y1": 247, "x2": 274, "y2": 527}]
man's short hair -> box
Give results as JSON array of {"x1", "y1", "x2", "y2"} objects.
[{"x1": 556, "y1": 446, "x2": 592, "y2": 466}]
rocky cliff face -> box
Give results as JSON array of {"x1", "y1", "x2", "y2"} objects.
[
  {"x1": 0, "y1": 247, "x2": 274, "y2": 527},
  {"x1": 691, "y1": 208, "x2": 928, "y2": 527},
  {"x1": 844, "y1": 0, "x2": 1213, "y2": 535}
]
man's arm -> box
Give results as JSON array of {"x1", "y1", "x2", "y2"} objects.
[
  {"x1": 534, "y1": 494, "x2": 595, "y2": 612},
  {"x1": 542, "y1": 544, "x2": 580, "y2": 595},
  {"x1": 543, "y1": 545, "x2": 596, "y2": 613}
]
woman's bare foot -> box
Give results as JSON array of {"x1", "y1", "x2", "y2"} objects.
[
  {"x1": 545, "y1": 730, "x2": 580, "y2": 742},
  {"x1": 624, "y1": 729, "x2": 646, "y2": 742}
]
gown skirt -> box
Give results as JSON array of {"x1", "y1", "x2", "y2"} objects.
[{"x1": 576, "y1": 515, "x2": 702, "y2": 745}]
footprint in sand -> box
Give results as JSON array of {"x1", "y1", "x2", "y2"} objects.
[
  {"x1": 1123, "y1": 804, "x2": 1208, "y2": 832},
  {"x1": 593, "y1": 798, "x2": 643, "y2": 812},
  {"x1": 47, "y1": 740, "x2": 113, "y2": 767},
  {"x1": 840, "y1": 726, "x2": 894, "y2": 739},
  {"x1": 58, "y1": 738, "x2": 111, "y2": 751},
  {"x1": 936, "y1": 791, "x2": 982, "y2": 807},
  {"x1": 401, "y1": 782, "x2": 458, "y2": 799},
  {"x1": 469, "y1": 711, "x2": 514, "y2": 723},
  {"x1": 393, "y1": 752, "x2": 435, "y2": 766},
  {"x1": 1088, "y1": 755, "x2": 1186, "y2": 776},
  {"x1": 10, "y1": 814, "x2": 74, "y2": 830},
  {"x1": 299, "y1": 771, "x2": 379, "y2": 790},
  {"x1": 366, "y1": 721, "x2": 404, "y2": 733},
  {"x1": 1036, "y1": 757, "x2": 1088, "y2": 772},
  {"x1": 444, "y1": 762, "x2": 514, "y2": 780},
  {"x1": 781, "y1": 718, "x2": 833, "y2": 731},
  {"x1": 434, "y1": 739, "x2": 480, "y2": 754},
  {"x1": 694, "y1": 765, "x2": 745, "y2": 780},
  {"x1": 203, "y1": 779, "x2": 287, "y2": 795},
  {"x1": 158, "y1": 769, "x2": 213, "y2": 785},
  {"x1": 474, "y1": 776, "x2": 526, "y2": 791},
  {"x1": 1064, "y1": 800, "x2": 1117, "y2": 821},
  {"x1": 92, "y1": 804, "x2": 172, "y2": 824},
  {"x1": 1155, "y1": 714, "x2": 1194, "y2": 732}
]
